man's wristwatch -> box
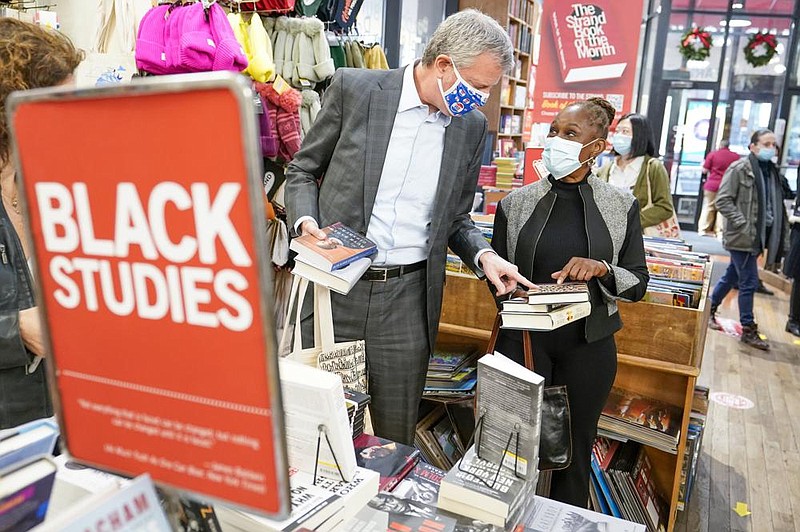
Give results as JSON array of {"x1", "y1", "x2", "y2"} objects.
[{"x1": 600, "y1": 259, "x2": 613, "y2": 280}]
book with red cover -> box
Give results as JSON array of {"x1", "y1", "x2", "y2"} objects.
[
  {"x1": 353, "y1": 434, "x2": 420, "y2": 492},
  {"x1": 290, "y1": 222, "x2": 377, "y2": 271},
  {"x1": 550, "y1": 2, "x2": 628, "y2": 83},
  {"x1": 603, "y1": 388, "x2": 681, "y2": 438}
]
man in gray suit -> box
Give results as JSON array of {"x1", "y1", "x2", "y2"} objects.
[{"x1": 286, "y1": 10, "x2": 530, "y2": 444}]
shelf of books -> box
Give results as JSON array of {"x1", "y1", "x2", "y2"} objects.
[{"x1": 435, "y1": 232, "x2": 712, "y2": 532}]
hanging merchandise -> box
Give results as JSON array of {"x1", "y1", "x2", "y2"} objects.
[
  {"x1": 135, "y1": 1, "x2": 248, "y2": 75},
  {"x1": 256, "y1": 79, "x2": 303, "y2": 161},
  {"x1": 317, "y1": 0, "x2": 365, "y2": 32},
  {"x1": 744, "y1": 32, "x2": 779, "y2": 68},
  {"x1": 296, "y1": 0, "x2": 324, "y2": 16},
  {"x1": 229, "y1": 12, "x2": 275, "y2": 82},
  {"x1": 300, "y1": 89, "x2": 321, "y2": 137},
  {"x1": 256, "y1": 94, "x2": 280, "y2": 157},
  {"x1": 363, "y1": 43, "x2": 388, "y2": 70},
  {"x1": 678, "y1": 26, "x2": 712, "y2": 62},
  {"x1": 236, "y1": 0, "x2": 296, "y2": 11}
]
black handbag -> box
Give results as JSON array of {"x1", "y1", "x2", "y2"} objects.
[{"x1": 486, "y1": 314, "x2": 572, "y2": 471}]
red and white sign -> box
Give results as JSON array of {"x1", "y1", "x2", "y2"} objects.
[
  {"x1": 528, "y1": 0, "x2": 644, "y2": 145},
  {"x1": 10, "y1": 76, "x2": 289, "y2": 516}
]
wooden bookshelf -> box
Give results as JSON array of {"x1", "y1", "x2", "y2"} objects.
[
  {"x1": 458, "y1": 0, "x2": 541, "y2": 155},
  {"x1": 435, "y1": 265, "x2": 711, "y2": 532}
]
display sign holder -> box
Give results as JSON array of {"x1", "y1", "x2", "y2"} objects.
[{"x1": 8, "y1": 73, "x2": 290, "y2": 519}]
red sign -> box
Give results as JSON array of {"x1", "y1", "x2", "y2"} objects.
[
  {"x1": 529, "y1": 0, "x2": 644, "y2": 144},
  {"x1": 9, "y1": 76, "x2": 289, "y2": 516}
]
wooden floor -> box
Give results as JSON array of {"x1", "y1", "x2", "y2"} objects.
[{"x1": 675, "y1": 260, "x2": 800, "y2": 531}]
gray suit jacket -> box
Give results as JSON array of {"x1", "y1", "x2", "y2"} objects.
[{"x1": 285, "y1": 67, "x2": 491, "y2": 349}]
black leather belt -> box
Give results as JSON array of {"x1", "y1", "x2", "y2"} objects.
[{"x1": 362, "y1": 260, "x2": 427, "y2": 282}]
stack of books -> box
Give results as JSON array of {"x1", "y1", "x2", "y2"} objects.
[
  {"x1": 216, "y1": 465, "x2": 379, "y2": 532},
  {"x1": 642, "y1": 237, "x2": 710, "y2": 309},
  {"x1": 500, "y1": 282, "x2": 591, "y2": 330},
  {"x1": 478, "y1": 165, "x2": 497, "y2": 187},
  {"x1": 343, "y1": 388, "x2": 370, "y2": 441},
  {"x1": 353, "y1": 434, "x2": 420, "y2": 493},
  {"x1": 423, "y1": 346, "x2": 479, "y2": 399},
  {"x1": 415, "y1": 405, "x2": 465, "y2": 470},
  {"x1": 437, "y1": 446, "x2": 534, "y2": 528},
  {"x1": 590, "y1": 439, "x2": 668, "y2": 532},
  {"x1": 599, "y1": 387, "x2": 682, "y2": 454},
  {"x1": 290, "y1": 222, "x2": 377, "y2": 295},
  {"x1": 494, "y1": 157, "x2": 517, "y2": 189},
  {"x1": 677, "y1": 385, "x2": 709, "y2": 511}
]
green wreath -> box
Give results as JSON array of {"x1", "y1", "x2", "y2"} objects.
[
  {"x1": 679, "y1": 27, "x2": 712, "y2": 61},
  {"x1": 744, "y1": 32, "x2": 778, "y2": 68}
]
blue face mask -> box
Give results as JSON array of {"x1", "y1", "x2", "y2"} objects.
[
  {"x1": 438, "y1": 61, "x2": 490, "y2": 117},
  {"x1": 756, "y1": 147, "x2": 776, "y2": 162},
  {"x1": 611, "y1": 133, "x2": 632, "y2": 156}
]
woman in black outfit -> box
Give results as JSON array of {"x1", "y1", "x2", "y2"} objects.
[
  {"x1": 490, "y1": 98, "x2": 649, "y2": 506},
  {"x1": 784, "y1": 174, "x2": 800, "y2": 337}
]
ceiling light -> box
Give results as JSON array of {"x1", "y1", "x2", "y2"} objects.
[
  {"x1": 774, "y1": 64, "x2": 787, "y2": 74},
  {"x1": 732, "y1": 2, "x2": 744, "y2": 8},
  {"x1": 719, "y1": 19, "x2": 752, "y2": 28}
]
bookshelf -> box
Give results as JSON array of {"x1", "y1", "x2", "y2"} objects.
[
  {"x1": 458, "y1": 0, "x2": 541, "y2": 157},
  {"x1": 435, "y1": 267, "x2": 711, "y2": 532}
]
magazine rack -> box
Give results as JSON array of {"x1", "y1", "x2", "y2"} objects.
[{"x1": 437, "y1": 266, "x2": 711, "y2": 532}]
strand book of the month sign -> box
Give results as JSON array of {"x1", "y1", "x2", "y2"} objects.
[{"x1": 8, "y1": 74, "x2": 290, "y2": 517}]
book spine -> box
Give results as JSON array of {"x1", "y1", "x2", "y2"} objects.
[
  {"x1": 332, "y1": 248, "x2": 375, "y2": 270},
  {"x1": 590, "y1": 454, "x2": 622, "y2": 518}
]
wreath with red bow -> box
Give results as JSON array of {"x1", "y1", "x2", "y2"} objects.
[
  {"x1": 744, "y1": 32, "x2": 779, "y2": 67},
  {"x1": 679, "y1": 27, "x2": 713, "y2": 61}
]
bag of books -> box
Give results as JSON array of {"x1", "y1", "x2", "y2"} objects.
[{"x1": 280, "y1": 276, "x2": 368, "y2": 393}]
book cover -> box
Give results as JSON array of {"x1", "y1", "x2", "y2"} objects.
[
  {"x1": 0, "y1": 457, "x2": 57, "y2": 532},
  {"x1": 501, "y1": 301, "x2": 592, "y2": 331},
  {"x1": 526, "y1": 282, "x2": 590, "y2": 305},
  {"x1": 550, "y1": 3, "x2": 628, "y2": 84},
  {"x1": 392, "y1": 463, "x2": 446, "y2": 505},
  {"x1": 37, "y1": 473, "x2": 171, "y2": 532},
  {"x1": 290, "y1": 222, "x2": 377, "y2": 271},
  {"x1": 344, "y1": 494, "x2": 457, "y2": 532},
  {"x1": 438, "y1": 446, "x2": 532, "y2": 520},
  {"x1": 353, "y1": 434, "x2": 420, "y2": 492},
  {"x1": 602, "y1": 388, "x2": 681, "y2": 438},
  {"x1": 475, "y1": 354, "x2": 544, "y2": 479},
  {"x1": 520, "y1": 494, "x2": 646, "y2": 531},
  {"x1": 291, "y1": 256, "x2": 372, "y2": 295},
  {"x1": 178, "y1": 497, "x2": 222, "y2": 532}
]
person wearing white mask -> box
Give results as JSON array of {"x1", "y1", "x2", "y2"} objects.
[
  {"x1": 489, "y1": 98, "x2": 649, "y2": 507},
  {"x1": 597, "y1": 113, "x2": 676, "y2": 234}
]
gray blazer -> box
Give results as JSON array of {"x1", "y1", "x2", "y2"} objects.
[{"x1": 285, "y1": 67, "x2": 491, "y2": 349}]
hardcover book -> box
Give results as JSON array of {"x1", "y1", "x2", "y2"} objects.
[
  {"x1": 501, "y1": 301, "x2": 592, "y2": 331},
  {"x1": 550, "y1": 2, "x2": 628, "y2": 83},
  {"x1": 290, "y1": 222, "x2": 377, "y2": 271},
  {"x1": 526, "y1": 282, "x2": 590, "y2": 305},
  {"x1": 353, "y1": 434, "x2": 420, "y2": 492},
  {"x1": 292, "y1": 256, "x2": 372, "y2": 295},
  {"x1": 475, "y1": 353, "x2": 544, "y2": 479}
]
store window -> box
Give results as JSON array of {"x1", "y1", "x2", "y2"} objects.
[
  {"x1": 398, "y1": 0, "x2": 445, "y2": 67},
  {"x1": 356, "y1": 0, "x2": 385, "y2": 45},
  {"x1": 662, "y1": 12, "x2": 726, "y2": 82}
]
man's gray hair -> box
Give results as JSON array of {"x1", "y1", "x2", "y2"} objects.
[{"x1": 421, "y1": 9, "x2": 514, "y2": 73}]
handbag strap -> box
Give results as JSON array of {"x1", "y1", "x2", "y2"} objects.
[
  {"x1": 487, "y1": 312, "x2": 535, "y2": 371},
  {"x1": 643, "y1": 158, "x2": 655, "y2": 209}
]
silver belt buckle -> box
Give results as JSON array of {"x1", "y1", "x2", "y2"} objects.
[{"x1": 376, "y1": 268, "x2": 388, "y2": 282}]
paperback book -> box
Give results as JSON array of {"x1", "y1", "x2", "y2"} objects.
[
  {"x1": 392, "y1": 462, "x2": 445, "y2": 505},
  {"x1": 0, "y1": 457, "x2": 57, "y2": 532},
  {"x1": 290, "y1": 222, "x2": 377, "y2": 271},
  {"x1": 599, "y1": 388, "x2": 682, "y2": 454},
  {"x1": 518, "y1": 495, "x2": 646, "y2": 532},
  {"x1": 354, "y1": 434, "x2": 420, "y2": 492}
]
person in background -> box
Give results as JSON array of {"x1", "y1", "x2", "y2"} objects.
[
  {"x1": 783, "y1": 174, "x2": 800, "y2": 337},
  {"x1": 699, "y1": 139, "x2": 739, "y2": 237},
  {"x1": 491, "y1": 98, "x2": 649, "y2": 507},
  {"x1": 285, "y1": 10, "x2": 530, "y2": 445},
  {"x1": 709, "y1": 129, "x2": 790, "y2": 350},
  {"x1": 0, "y1": 19, "x2": 83, "y2": 429},
  {"x1": 597, "y1": 113, "x2": 677, "y2": 233}
]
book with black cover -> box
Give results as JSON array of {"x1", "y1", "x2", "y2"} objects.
[
  {"x1": 354, "y1": 434, "x2": 420, "y2": 492},
  {"x1": 290, "y1": 222, "x2": 377, "y2": 271},
  {"x1": 392, "y1": 463, "x2": 445, "y2": 505}
]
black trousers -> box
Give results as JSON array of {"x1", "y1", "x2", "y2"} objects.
[
  {"x1": 790, "y1": 279, "x2": 800, "y2": 321},
  {"x1": 496, "y1": 325, "x2": 617, "y2": 507}
]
